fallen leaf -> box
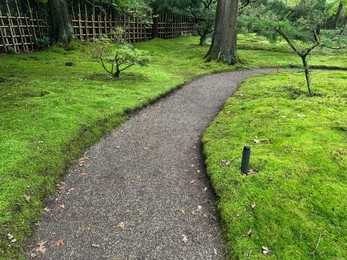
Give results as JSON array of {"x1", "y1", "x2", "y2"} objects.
[
  {"x1": 182, "y1": 234, "x2": 188, "y2": 243},
  {"x1": 247, "y1": 228, "x2": 252, "y2": 237},
  {"x1": 59, "y1": 204, "x2": 65, "y2": 209},
  {"x1": 179, "y1": 208, "x2": 185, "y2": 214},
  {"x1": 117, "y1": 221, "x2": 125, "y2": 230},
  {"x1": 214, "y1": 248, "x2": 218, "y2": 255},
  {"x1": 36, "y1": 241, "x2": 47, "y2": 254},
  {"x1": 262, "y1": 246, "x2": 271, "y2": 255},
  {"x1": 78, "y1": 157, "x2": 89, "y2": 166},
  {"x1": 56, "y1": 182, "x2": 65, "y2": 190},
  {"x1": 244, "y1": 169, "x2": 259, "y2": 176},
  {"x1": 220, "y1": 160, "x2": 231, "y2": 166},
  {"x1": 260, "y1": 138, "x2": 271, "y2": 143},
  {"x1": 55, "y1": 239, "x2": 64, "y2": 247},
  {"x1": 24, "y1": 195, "x2": 31, "y2": 203},
  {"x1": 254, "y1": 137, "x2": 260, "y2": 144},
  {"x1": 67, "y1": 188, "x2": 75, "y2": 194},
  {"x1": 135, "y1": 175, "x2": 142, "y2": 181}
]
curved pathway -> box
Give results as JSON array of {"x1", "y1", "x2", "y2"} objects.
[{"x1": 28, "y1": 69, "x2": 273, "y2": 259}]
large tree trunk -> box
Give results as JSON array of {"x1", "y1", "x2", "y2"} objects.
[
  {"x1": 49, "y1": 0, "x2": 73, "y2": 45},
  {"x1": 205, "y1": 0, "x2": 239, "y2": 64},
  {"x1": 151, "y1": 3, "x2": 159, "y2": 38}
]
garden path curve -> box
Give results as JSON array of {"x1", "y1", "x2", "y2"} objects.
[{"x1": 28, "y1": 69, "x2": 273, "y2": 259}]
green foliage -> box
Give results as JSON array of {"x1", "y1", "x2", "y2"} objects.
[
  {"x1": 153, "y1": 0, "x2": 217, "y2": 45},
  {"x1": 92, "y1": 28, "x2": 151, "y2": 78},
  {"x1": 203, "y1": 70, "x2": 347, "y2": 259},
  {"x1": 35, "y1": 36, "x2": 51, "y2": 50}
]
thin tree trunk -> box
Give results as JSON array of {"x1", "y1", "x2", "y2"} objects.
[
  {"x1": 333, "y1": 2, "x2": 343, "y2": 29},
  {"x1": 49, "y1": 0, "x2": 73, "y2": 45},
  {"x1": 301, "y1": 55, "x2": 313, "y2": 96},
  {"x1": 205, "y1": 0, "x2": 239, "y2": 64}
]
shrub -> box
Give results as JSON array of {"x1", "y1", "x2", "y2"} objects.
[
  {"x1": 92, "y1": 28, "x2": 151, "y2": 78},
  {"x1": 35, "y1": 36, "x2": 51, "y2": 50}
]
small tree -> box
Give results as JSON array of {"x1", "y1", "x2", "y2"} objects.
[
  {"x1": 92, "y1": 28, "x2": 150, "y2": 78},
  {"x1": 239, "y1": 0, "x2": 347, "y2": 96}
]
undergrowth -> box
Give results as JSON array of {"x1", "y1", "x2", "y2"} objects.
[{"x1": 203, "y1": 70, "x2": 347, "y2": 259}]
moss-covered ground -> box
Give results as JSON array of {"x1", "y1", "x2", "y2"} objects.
[
  {"x1": 0, "y1": 35, "x2": 346, "y2": 258},
  {"x1": 203, "y1": 70, "x2": 347, "y2": 258}
]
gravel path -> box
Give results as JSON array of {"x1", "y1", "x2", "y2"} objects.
[{"x1": 28, "y1": 69, "x2": 273, "y2": 259}]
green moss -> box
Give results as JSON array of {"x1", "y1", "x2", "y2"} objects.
[
  {"x1": 0, "y1": 34, "x2": 345, "y2": 258},
  {"x1": 203, "y1": 71, "x2": 347, "y2": 259}
]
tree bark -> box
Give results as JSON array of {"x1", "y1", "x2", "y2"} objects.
[
  {"x1": 151, "y1": 3, "x2": 159, "y2": 38},
  {"x1": 205, "y1": 0, "x2": 239, "y2": 64},
  {"x1": 49, "y1": 0, "x2": 73, "y2": 45},
  {"x1": 333, "y1": 1, "x2": 343, "y2": 29},
  {"x1": 301, "y1": 55, "x2": 313, "y2": 97}
]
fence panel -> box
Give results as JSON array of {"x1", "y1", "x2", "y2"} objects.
[
  {"x1": 0, "y1": 0, "x2": 48, "y2": 53},
  {"x1": 0, "y1": 1, "x2": 198, "y2": 54}
]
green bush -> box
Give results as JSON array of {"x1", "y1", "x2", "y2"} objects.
[{"x1": 92, "y1": 28, "x2": 151, "y2": 78}]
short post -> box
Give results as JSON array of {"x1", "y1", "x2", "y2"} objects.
[{"x1": 241, "y1": 146, "x2": 251, "y2": 174}]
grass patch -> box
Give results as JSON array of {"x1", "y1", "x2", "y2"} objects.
[
  {"x1": 202, "y1": 70, "x2": 347, "y2": 259},
  {"x1": 0, "y1": 34, "x2": 346, "y2": 258}
]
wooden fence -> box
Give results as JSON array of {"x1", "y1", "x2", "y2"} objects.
[
  {"x1": 70, "y1": 3, "x2": 152, "y2": 43},
  {"x1": 71, "y1": 3, "x2": 197, "y2": 43},
  {"x1": 0, "y1": 0, "x2": 48, "y2": 53},
  {"x1": 0, "y1": 1, "x2": 198, "y2": 53},
  {"x1": 157, "y1": 13, "x2": 196, "y2": 39}
]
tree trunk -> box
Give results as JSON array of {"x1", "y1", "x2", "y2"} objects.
[
  {"x1": 199, "y1": 29, "x2": 211, "y2": 45},
  {"x1": 333, "y1": 2, "x2": 343, "y2": 29},
  {"x1": 205, "y1": 0, "x2": 239, "y2": 64},
  {"x1": 151, "y1": 3, "x2": 159, "y2": 38},
  {"x1": 49, "y1": 0, "x2": 73, "y2": 45},
  {"x1": 301, "y1": 55, "x2": 313, "y2": 97}
]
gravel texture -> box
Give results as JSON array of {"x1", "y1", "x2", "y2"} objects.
[{"x1": 27, "y1": 69, "x2": 273, "y2": 259}]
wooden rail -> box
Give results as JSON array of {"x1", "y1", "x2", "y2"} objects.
[
  {"x1": 0, "y1": 1, "x2": 198, "y2": 53},
  {"x1": 0, "y1": 0, "x2": 48, "y2": 53}
]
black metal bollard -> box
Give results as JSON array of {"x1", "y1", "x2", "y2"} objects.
[{"x1": 241, "y1": 146, "x2": 251, "y2": 174}]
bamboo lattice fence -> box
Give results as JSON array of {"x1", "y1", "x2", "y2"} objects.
[
  {"x1": 0, "y1": 0, "x2": 48, "y2": 53},
  {"x1": 0, "y1": 1, "x2": 198, "y2": 53},
  {"x1": 70, "y1": 2, "x2": 152, "y2": 43},
  {"x1": 71, "y1": 3, "x2": 197, "y2": 43},
  {"x1": 157, "y1": 13, "x2": 196, "y2": 39}
]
